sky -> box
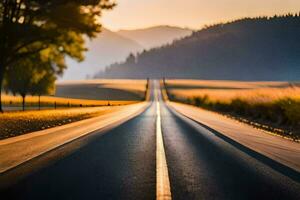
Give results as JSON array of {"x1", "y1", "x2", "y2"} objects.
[{"x1": 101, "y1": 0, "x2": 300, "y2": 31}]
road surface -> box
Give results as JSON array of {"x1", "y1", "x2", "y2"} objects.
[{"x1": 1, "y1": 81, "x2": 300, "y2": 200}]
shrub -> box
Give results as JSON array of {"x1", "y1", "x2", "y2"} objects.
[{"x1": 193, "y1": 95, "x2": 209, "y2": 107}]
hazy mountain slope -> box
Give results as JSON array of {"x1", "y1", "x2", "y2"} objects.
[
  {"x1": 97, "y1": 15, "x2": 300, "y2": 81},
  {"x1": 62, "y1": 26, "x2": 193, "y2": 80},
  {"x1": 117, "y1": 26, "x2": 193, "y2": 49},
  {"x1": 62, "y1": 28, "x2": 143, "y2": 80}
]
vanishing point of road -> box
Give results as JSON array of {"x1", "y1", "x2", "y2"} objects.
[{"x1": 1, "y1": 81, "x2": 300, "y2": 200}]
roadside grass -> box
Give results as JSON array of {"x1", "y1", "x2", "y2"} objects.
[
  {"x1": 2, "y1": 79, "x2": 148, "y2": 109},
  {"x1": 1, "y1": 94, "x2": 138, "y2": 108},
  {"x1": 0, "y1": 79, "x2": 149, "y2": 140},
  {"x1": 165, "y1": 80, "x2": 300, "y2": 141},
  {"x1": 165, "y1": 79, "x2": 295, "y2": 90},
  {"x1": 0, "y1": 106, "x2": 121, "y2": 140}
]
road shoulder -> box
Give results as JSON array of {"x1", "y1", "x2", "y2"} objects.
[
  {"x1": 0, "y1": 102, "x2": 148, "y2": 173},
  {"x1": 168, "y1": 101, "x2": 300, "y2": 172}
]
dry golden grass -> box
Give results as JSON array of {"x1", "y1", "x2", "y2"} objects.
[
  {"x1": 166, "y1": 79, "x2": 300, "y2": 104},
  {"x1": 2, "y1": 79, "x2": 147, "y2": 108},
  {"x1": 2, "y1": 94, "x2": 138, "y2": 107},
  {"x1": 0, "y1": 79, "x2": 148, "y2": 139},
  {"x1": 170, "y1": 87, "x2": 300, "y2": 104},
  {"x1": 166, "y1": 79, "x2": 293, "y2": 89},
  {"x1": 0, "y1": 106, "x2": 120, "y2": 140},
  {"x1": 165, "y1": 79, "x2": 300, "y2": 140}
]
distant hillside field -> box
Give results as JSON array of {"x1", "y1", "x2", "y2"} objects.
[
  {"x1": 55, "y1": 79, "x2": 147, "y2": 101},
  {"x1": 98, "y1": 15, "x2": 300, "y2": 81}
]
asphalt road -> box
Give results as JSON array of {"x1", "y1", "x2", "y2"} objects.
[
  {"x1": 1, "y1": 81, "x2": 300, "y2": 200},
  {"x1": 161, "y1": 101, "x2": 300, "y2": 199}
]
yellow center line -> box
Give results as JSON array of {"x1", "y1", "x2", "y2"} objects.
[{"x1": 156, "y1": 85, "x2": 172, "y2": 200}]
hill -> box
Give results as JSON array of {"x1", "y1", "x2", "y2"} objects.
[
  {"x1": 62, "y1": 26, "x2": 192, "y2": 80},
  {"x1": 97, "y1": 15, "x2": 300, "y2": 81},
  {"x1": 62, "y1": 28, "x2": 143, "y2": 80},
  {"x1": 117, "y1": 26, "x2": 192, "y2": 49},
  {"x1": 55, "y1": 80, "x2": 146, "y2": 101}
]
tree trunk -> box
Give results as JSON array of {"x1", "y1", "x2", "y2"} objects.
[
  {"x1": 0, "y1": 20, "x2": 6, "y2": 113},
  {"x1": 0, "y1": 64, "x2": 4, "y2": 113},
  {"x1": 0, "y1": 85, "x2": 2, "y2": 113},
  {"x1": 22, "y1": 95, "x2": 26, "y2": 111},
  {"x1": 38, "y1": 95, "x2": 41, "y2": 110}
]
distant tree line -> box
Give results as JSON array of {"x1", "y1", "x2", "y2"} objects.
[
  {"x1": 0, "y1": 0, "x2": 115, "y2": 112},
  {"x1": 96, "y1": 13, "x2": 300, "y2": 81}
]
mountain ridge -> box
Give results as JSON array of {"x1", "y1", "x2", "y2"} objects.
[
  {"x1": 62, "y1": 26, "x2": 192, "y2": 80},
  {"x1": 96, "y1": 15, "x2": 300, "y2": 81},
  {"x1": 117, "y1": 25, "x2": 193, "y2": 49}
]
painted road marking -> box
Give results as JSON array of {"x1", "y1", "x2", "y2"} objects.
[{"x1": 156, "y1": 100, "x2": 172, "y2": 200}]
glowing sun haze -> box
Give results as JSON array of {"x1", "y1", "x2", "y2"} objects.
[{"x1": 102, "y1": 0, "x2": 300, "y2": 31}]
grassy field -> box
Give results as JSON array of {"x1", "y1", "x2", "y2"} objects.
[
  {"x1": 0, "y1": 79, "x2": 148, "y2": 139},
  {"x1": 2, "y1": 94, "x2": 139, "y2": 108},
  {"x1": 0, "y1": 106, "x2": 124, "y2": 140},
  {"x1": 2, "y1": 79, "x2": 147, "y2": 110},
  {"x1": 55, "y1": 79, "x2": 147, "y2": 101},
  {"x1": 165, "y1": 79, "x2": 300, "y2": 140}
]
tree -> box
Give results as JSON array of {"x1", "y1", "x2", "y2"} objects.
[
  {"x1": 5, "y1": 54, "x2": 40, "y2": 111},
  {"x1": 126, "y1": 53, "x2": 136, "y2": 64},
  {"x1": 31, "y1": 71, "x2": 56, "y2": 110},
  {"x1": 0, "y1": 0, "x2": 116, "y2": 112},
  {"x1": 5, "y1": 51, "x2": 57, "y2": 111}
]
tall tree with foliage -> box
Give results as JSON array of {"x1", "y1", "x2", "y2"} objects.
[
  {"x1": 0, "y1": 0, "x2": 116, "y2": 112},
  {"x1": 4, "y1": 54, "x2": 46, "y2": 110}
]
